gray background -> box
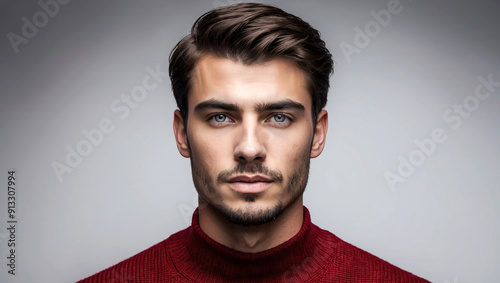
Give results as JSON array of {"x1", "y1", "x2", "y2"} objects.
[{"x1": 1, "y1": 0, "x2": 499, "y2": 282}]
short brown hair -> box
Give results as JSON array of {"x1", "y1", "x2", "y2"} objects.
[{"x1": 169, "y1": 3, "x2": 333, "y2": 123}]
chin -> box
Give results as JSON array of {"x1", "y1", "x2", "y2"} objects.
[{"x1": 215, "y1": 200, "x2": 284, "y2": 226}]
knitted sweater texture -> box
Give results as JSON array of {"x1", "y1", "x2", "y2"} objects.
[{"x1": 79, "y1": 207, "x2": 429, "y2": 282}]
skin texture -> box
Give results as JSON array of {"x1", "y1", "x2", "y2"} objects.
[{"x1": 173, "y1": 55, "x2": 328, "y2": 252}]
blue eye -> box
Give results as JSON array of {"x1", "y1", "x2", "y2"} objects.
[
  {"x1": 209, "y1": 114, "x2": 230, "y2": 124},
  {"x1": 273, "y1": 114, "x2": 287, "y2": 123},
  {"x1": 268, "y1": 114, "x2": 292, "y2": 127}
]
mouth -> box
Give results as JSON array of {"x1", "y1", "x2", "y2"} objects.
[{"x1": 227, "y1": 175, "x2": 274, "y2": 194}]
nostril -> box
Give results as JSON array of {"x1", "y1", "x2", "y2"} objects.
[{"x1": 237, "y1": 155, "x2": 264, "y2": 162}]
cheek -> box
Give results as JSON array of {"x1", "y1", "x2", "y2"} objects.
[
  {"x1": 188, "y1": 128, "x2": 234, "y2": 171},
  {"x1": 269, "y1": 135, "x2": 312, "y2": 169}
]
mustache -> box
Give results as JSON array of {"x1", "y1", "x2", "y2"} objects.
[{"x1": 217, "y1": 163, "x2": 283, "y2": 184}]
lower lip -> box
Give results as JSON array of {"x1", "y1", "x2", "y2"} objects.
[{"x1": 229, "y1": 182, "x2": 272, "y2": 194}]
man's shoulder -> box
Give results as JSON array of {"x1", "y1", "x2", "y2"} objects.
[
  {"x1": 313, "y1": 225, "x2": 429, "y2": 282},
  {"x1": 77, "y1": 227, "x2": 190, "y2": 282}
]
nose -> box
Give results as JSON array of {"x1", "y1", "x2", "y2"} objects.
[{"x1": 233, "y1": 120, "x2": 267, "y2": 163}]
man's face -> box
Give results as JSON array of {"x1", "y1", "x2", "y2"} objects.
[{"x1": 174, "y1": 55, "x2": 327, "y2": 226}]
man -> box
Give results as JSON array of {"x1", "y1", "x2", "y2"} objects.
[{"x1": 80, "y1": 3, "x2": 429, "y2": 282}]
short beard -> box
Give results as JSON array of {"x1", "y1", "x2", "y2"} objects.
[
  {"x1": 191, "y1": 157, "x2": 310, "y2": 226},
  {"x1": 217, "y1": 201, "x2": 284, "y2": 226}
]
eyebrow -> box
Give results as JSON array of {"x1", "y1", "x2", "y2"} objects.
[
  {"x1": 255, "y1": 100, "x2": 305, "y2": 113},
  {"x1": 194, "y1": 99, "x2": 241, "y2": 112},
  {"x1": 194, "y1": 99, "x2": 305, "y2": 113}
]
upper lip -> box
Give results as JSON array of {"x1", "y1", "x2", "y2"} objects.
[{"x1": 228, "y1": 175, "x2": 273, "y2": 183}]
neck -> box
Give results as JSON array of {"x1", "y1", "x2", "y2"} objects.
[{"x1": 198, "y1": 198, "x2": 304, "y2": 253}]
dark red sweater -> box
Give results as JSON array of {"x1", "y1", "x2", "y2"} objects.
[{"x1": 79, "y1": 207, "x2": 429, "y2": 282}]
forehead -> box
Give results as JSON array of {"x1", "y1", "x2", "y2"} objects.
[{"x1": 188, "y1": 55, "x2": 311, "y2": 110}]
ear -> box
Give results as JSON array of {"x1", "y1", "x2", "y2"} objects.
[
  {"x1": 310, "y1": 110, "x2": 328, "y2": 158},
  {"x1": 173, "y1": 110, "x2": 190, "y2": 158}
]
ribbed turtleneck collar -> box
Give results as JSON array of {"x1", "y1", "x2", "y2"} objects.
[{"x1": 168, "y1": 206, "x2": 336, "y2": 282}]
